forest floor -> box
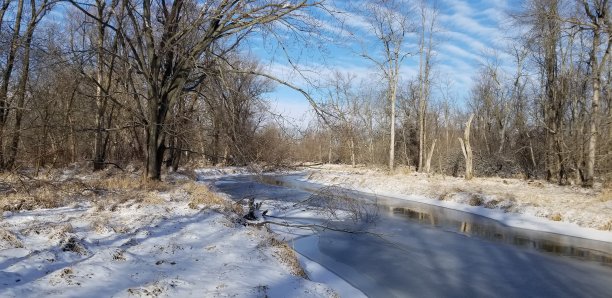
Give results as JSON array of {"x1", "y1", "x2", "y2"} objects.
[
  {"x1": 300, "y1": 164, "x2": 612, "y2": 241},
  {"x1": 0, "y1": 168, "x2": 338, "y2": 297}
]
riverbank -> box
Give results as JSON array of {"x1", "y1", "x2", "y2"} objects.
[
  {"x1": 300, "y1": 164, "x2": 612, "y2": 242},
  {"x1": 0, "y1": 169, "x2": 337, "y2": 297}
]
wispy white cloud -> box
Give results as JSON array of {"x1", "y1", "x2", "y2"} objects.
[{"x1": 256, "y1": 0, "x2": 517, "y2": 111}]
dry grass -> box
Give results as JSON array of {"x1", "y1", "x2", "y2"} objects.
[
  {"x1": 0, "y1": 176, "x2": 88, "y2": 211},
  {"x1": 182, "y1": 182, "x2": 227, "y2": 210},
  {"x1": 549, "y1": 213, "x2": 563, "y2": 221},
  {"x1": 598, "y1": 189, "x2": 612, "y2": 202},
  {"x1": 0, "y1": 228, "x2": 23, "y2": 249},
  {"x1": 90, "y1": 175, "x2": 173, "y2": 193},
  {"x1": 0, "y1": 168, "x2": 230, "y2": 213},
  {"x1": 468, "y1": 194, "x2": 485, "y2": 206},
  {"x1": 261, "y1": 237, "x2": 308, "y2": 279}
]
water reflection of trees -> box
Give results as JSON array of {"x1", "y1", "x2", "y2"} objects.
[{"x1": 388, "y1": 206, "x2": 612, "y2": 266}]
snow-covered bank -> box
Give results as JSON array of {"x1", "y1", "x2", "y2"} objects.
[
  {"x1": 0, "y1": 174, "x2": 338, "y2": 297},
  {"x1": 300, "y1": 165, "x2": 612, "y2": 243}
]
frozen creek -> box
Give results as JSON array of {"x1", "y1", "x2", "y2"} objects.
[{"x1": 206, "y1": 173, "x2": 612, "y2": 298}]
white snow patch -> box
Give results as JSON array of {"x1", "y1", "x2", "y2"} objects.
[{"x1": 0, "y1": 191, "x2": 337, "y2": 297}]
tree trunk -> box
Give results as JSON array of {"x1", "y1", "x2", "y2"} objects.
[
  {"x1": 583, "y1": 2, "x2": 611, "y2": 187},
  {"x1": 328, "y1": 132, "x2": 332, "y2": 164},
  {"x1": 0, "y1": 0, "x2": 24, "y2": 168},
  {"x1": 7, "y1": 14, "x2": 35, "y2": 169},
  {"x1": 145, "y1": 92, "x2": 169, "y2": 180},
  {"x1": 350, "y1": 136, "x2": 355, "y2": 167},
  {"x1": 459, "y1": 114, "x2": 474, "y2": 180},
  {"x1": 93, "y1": 2, "x2": 108, "y2": 171},
  {"x1": 424, "y1": 139, "x2": 436, "y2": 174},
  {"x1": 585, "y1": 75, "x2": 600, "y2": 187},
  {"x1": 389, "y1": 79, "x2": 397, "y2": 171}
]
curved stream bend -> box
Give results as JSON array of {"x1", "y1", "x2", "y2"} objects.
[{"x1": 204, "y1": 174, "x2": 612, "y2": 298}]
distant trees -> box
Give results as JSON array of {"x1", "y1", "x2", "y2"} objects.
[{"x1": 293, "y1": 0, "x2": 611, "y2": 187}]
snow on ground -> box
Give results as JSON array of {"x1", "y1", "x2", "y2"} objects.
[
  {"x1": 194, "y1": 166, "x2": 302, "y2": 180},
  {"x1": 195, "y1": 167, "x2": 257, "y2": 179},
  {"x1": 300, "y1": 164, "x2": 612, "y2": 242},
  {"x1": 0, "y1": 179, "x2": 337, "y2": 297}
]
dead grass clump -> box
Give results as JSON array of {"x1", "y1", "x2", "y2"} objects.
[
  {"x1": 142, "y1": 192, "x2": 165, "y2": 205},
  {"x1": 484, "y1": 199, "x2": 499, "y2": 209},
  {"x1": 1, "y1": 191, "x2": 68, "y2": 212},
  {"x1": 112, "y1": 224, "x2": 130, "y2": 234},
  {"x1": 601, "y1": 221, "x2": 612, "y2": 231},
  {"x1": 112, "y1": 249, "x2": 127, "y2": 261},
  {"x1": 90, "y1": 176, "x2": 141, "y2": 192},
  {"x1": 0, "y1": 228, "x2": 24, "y2": 249},
  {"x1": 0, "y1": 175, "x2": 92, "y2": 211},
  {"x1": 57, "y1": 267, "x2": 75, "y2": 280},
  {"x1": 394, "y1": 165, "x2": 414, "y2": 176},
  {"x1": 468, "y1": 194, "x2": 485, "y2": 206},
  {"x1": 90, "y1": 217, "x2": 113, "y2": 234},
  {"x1": 50, "y1": 223, "x2": 75, "y2": 240},
  {"x1": 60, "y1": 236, "x2": 88, "y2": 255},
  {"x1": 549, "y1": 213, "x2": 563, "y2": 221},
  {"x1": 438, "y1": 191, "x2": 456, "y2": 201},
  {"x1": 262, "y1": 237, "x2": 308, "y2": 278},
  {"x1": 231, "y1": 202, "x2": 244, "y2": 215},
  {"x1": 183, "y1": 182, "x2": 227, "y2": 209},
  {"x1": 598, "y1": 189, "x2": 612, "y2": 202},
  {"x1": 90, "y1": 174, "x2": 173, "y2": 193}
]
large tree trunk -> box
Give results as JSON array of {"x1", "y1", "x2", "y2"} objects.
[
  {"x1": 459, "y1": 114, "x2": 474, "y2": 180},
  {"x1": 145, "y1": 93, "x2": 169, "y2": 180},
  {"x1": 7, "y1": 11, "x2": 36, "y2": 169},
  {"x1": 93, "y1": 2, "x2": 109, "y2": 171},
  {"x1": 583, "y1": 0, "x2": 611, "y2": 187},
  {"x1": 585, "y1": 76, "x2": 600, "y2": 187},
  {"x1": 0, "y1": 0, "x2": 24, "y2": 168}
]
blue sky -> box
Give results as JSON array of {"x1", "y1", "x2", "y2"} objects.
[{"x1": 252, "y1": 0, "x2": 513, "y2": 126}]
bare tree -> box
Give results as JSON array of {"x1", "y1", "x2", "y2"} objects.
[
  {"x1": 357, "y1": 0, "x2": 412, "y2": 171},
  {"x1": 579, "y1": 0, "x2": 611, "y2": 186},
  {"x1": 459, "y1": 114, "x2": 475, "y2": 180},
  {"x1": 69, "y1": 0, "x2": 319, "y2": 180},
  {"x1": 5, "y1": 0, "x2": 51, "y2": 169},
  {"x1": 417, "y1": 0, "x2": 438, "y2": 172},
  {"x1": 0, "y1": 0, "x2": 24, "y2": 168}
]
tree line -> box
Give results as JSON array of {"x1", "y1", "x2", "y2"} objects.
[
  {"x1": 0, "y1": 0, "x2": 610, "y2": 187},
  {"x1": 0, "y1": 0, "x2": 319, "y2": 180},
  {"x1": 291, "y1": 0, "x2": 611, "y2": 187}
]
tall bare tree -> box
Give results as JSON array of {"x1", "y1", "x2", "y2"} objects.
[
  {"x1": 358, "y1": 0, "x2": 412, "y2": 171},
  {"x1": 416, "y1": 0, "x2": 438, "y2": 172},
  {"x1": 580, "y1": 0, "x2": 611, "y2": 186},
  {"x1": 70, "y1": 0, "x2": 318, "y2": 180},
  {"x1": 5, "y1": 0, "x2": 51, "y2": 168}
]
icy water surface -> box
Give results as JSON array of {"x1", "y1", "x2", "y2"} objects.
[{"x1": 205, "y1": 174, "x2": 612, "y2": 298}]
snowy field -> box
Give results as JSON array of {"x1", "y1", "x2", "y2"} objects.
[
  {"x1": 0, "y1": 171, "x2": 339, "y2": 297},
  {"x1": 300, "y1": 164, "x2": 612, "y2": 242},
  {"x1": 3, "y1": 164, "x2": 610, "y2": 297}
]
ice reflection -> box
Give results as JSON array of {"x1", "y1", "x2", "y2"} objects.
[{"x1": 389, "y1": 205, "x2": 612, "y2": 265}]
